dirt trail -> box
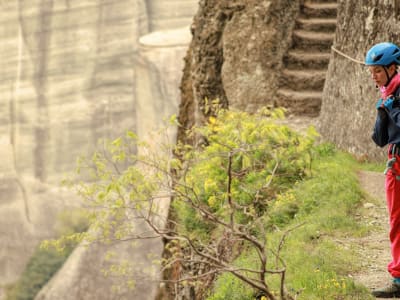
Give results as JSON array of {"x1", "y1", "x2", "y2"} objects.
[
  {"x1": 355, "y1": 170, "x2": 392, "y2": 292},
  {"x1": 280, "y1": 116, "x2": 391, "y2": 294}
]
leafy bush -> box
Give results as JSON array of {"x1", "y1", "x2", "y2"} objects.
[
  {"x1": 6, "y1": 247, "x2": 72, "y2": 300},
  {"x1": 173, "y1": 107, "x2": 317, "y2": 238},
  {"x1": 6, "y1": 209, "x2": 88, "y2": 300},
  {"x1": 50, "y1": 106, "x2": 319, "y2": 300}
]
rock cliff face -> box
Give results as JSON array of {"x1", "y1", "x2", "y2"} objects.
[
  {"x1": 178, "y1": 0, "x2": 338, "y2": 146},
  {"x1": 179, "y1": 0, "x2": 398, "y2": 159},
  {"x1": 178, "y1": 0, "x2": 301, "y2": 144},
  {"x1": 148, "y1": 0, "x2": 197, "y2": 31},
  {"x1": 35, "y1": 30, "x2": 191, "y2": 300},
  {"x1": 318, "y1": 0, "x2": 400, "y2": 160},
  {"x1": 3, "y1": 0, "x2": 399, "y2": 298},
  {"x1": 0, "y1": 0, "x2": 197, "y2": 299},
  {"x1": 175, "y1": 0, "x2": 399, "y2": 297}
]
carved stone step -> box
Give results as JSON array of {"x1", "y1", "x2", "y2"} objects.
[
  {"x1": 284, "y1": 50, "x2": 331, "y2": 70},
  {"x1": 277, "y1": 0, "x2": 337, "y2": 116},
  {"x1": 275, "y1": 89, "x2": 322, "y2": 116},
  {"x1": 296, "y1": 17, "x2": 337, "y2": 32},
  {"x1": 292, "y1": 30, "x2": 335, "y2": 51},
  {"x1": 302, "y1": 3, "x2": 338, "y2": 18},
  {"x1": 281, "y1": 69, "x2": 327, "y2": 90},
  {"x1": 304, "y1": 0, "x2": 337, "y2": 3}
]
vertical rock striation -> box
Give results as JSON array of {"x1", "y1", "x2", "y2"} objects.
[
  {"x1": 147, "y1": 0, "x2": 198, "y2": 32},
  {"x1": 35, "y1": 24, "x2": 193, "y2": 300},
  {"x1": 318, "y1": 0, "x2": 400, "y2": 160},
  {"x1": 0, "y1": 0, "x2": 197, "y2": 299}
]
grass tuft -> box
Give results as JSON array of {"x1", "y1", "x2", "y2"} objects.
[{"x1": 207, "y1": 146, "x2": 375, "y2": 299}]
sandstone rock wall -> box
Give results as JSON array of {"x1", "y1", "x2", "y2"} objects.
[
  {"x1": 0, "y1": 0, "x2": 197, "y2": 298},
  {"x1": 180, "y1": 0, "x2": 399, "y2": 162},
  {"x1": 148, "y1": 0, "x2": 198, "y2": 31},
  {"x1": 1, "y1": 0, "x2": 147, "y2": 286},
  {"x1": 222, "y1": 0, "x2": 300, "y2": 112},
  {"x1": 34, "y1": 27, "x2": 192, "y2": 300},
  {"x1": 178, "y1": 0, "x2": 300, "y2": 144},
  {"x1": 35, "y1": 207, "x2": 169, "y2": 300},
  {"x1": 4, "y1": 0, "x2": 400, "y2": 298},
  {"x1": 318, "y1": 0, "x2": 400, "y2": 160}
]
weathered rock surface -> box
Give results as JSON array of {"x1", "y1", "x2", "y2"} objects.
[
  {"x1": 177, "y1": 0, "x2": 337, "y2": 144},
  {"x1": 318, "y1": 1, "x2": 400, "y2": 160},
  {"x1": 179, "y1": 0, "x2": 398, "y2": 162},
  {"x1": 35, "y1": 207, "x2": 169, "y2": 300},
  {"x1": 34, "y1": 27, "x2": 192, "y2": 300},
  {"x1": 148, "y1": 0, "x2": 198, "y2": 31},
  {"x1": 178, "y1": 0, "x2": 301, "y2": 144},
  {"x1": 3, "y1": 0, "x2": 400, "y2": 298},
  {"x1": 0, "y1": 0, "x2": 197, "y2": 299},
  {"x1": 0, "y1": 1, "x2": 144, "y2": 288}
]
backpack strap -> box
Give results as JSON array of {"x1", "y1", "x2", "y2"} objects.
[{"x1": 395, "y1": 86, "x2": 400, "y2": 101}]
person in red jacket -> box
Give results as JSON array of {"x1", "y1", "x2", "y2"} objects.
[{"x1": 367, "y1": 42, "x2": 400, "y2": 298}]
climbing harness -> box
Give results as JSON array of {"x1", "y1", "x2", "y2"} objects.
[
  {"x1": 384, "y1": 156, "x2": 396, "y2": 175},
  {"x1": 385, "y1": 145, "x2": 400, "y2": 180}
]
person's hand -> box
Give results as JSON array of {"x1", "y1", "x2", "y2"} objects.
[
  {"x1": 383, "y1": 97, "x2": 395, "y2": 111},
  {"x1": 376, "y1": 98, "x2": 384, "y2": 110}
]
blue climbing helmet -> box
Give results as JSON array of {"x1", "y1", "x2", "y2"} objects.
[{"x1": 365, "y1": 42, "x2": 400, "y2": 66}]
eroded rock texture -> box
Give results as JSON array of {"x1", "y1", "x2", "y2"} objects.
[
  {"x1": 318, "y1": 0, "x2": 400, "y2": 160},
  {"x1": 178, "y1": 0, "x2": 301, "y2": 144},
  {"x1": 0, "y1": 0, "x2": 197, "y2": 299},
  {"x1": 180, "y1": 0, "x2": 399, "y2": 161}
]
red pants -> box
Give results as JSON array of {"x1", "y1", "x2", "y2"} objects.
[{"x1": 386, "y1": 151, "x2": 400, "y2": 278}]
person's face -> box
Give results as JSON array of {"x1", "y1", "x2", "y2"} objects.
[{"x1": 368, "y1": 65, "x2": 396, "y2": 87}]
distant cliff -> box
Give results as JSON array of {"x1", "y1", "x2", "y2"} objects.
[{"x1": 0, "y1": 0, "x2": 196, "y2": 299}]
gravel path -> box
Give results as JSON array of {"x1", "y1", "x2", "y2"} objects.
[
  {"x1": 281, "y1": 116, "x2": 392, "y2": 296},
  {"x1": 354, "y1": 171, "x2": 392, "y2": 295}
]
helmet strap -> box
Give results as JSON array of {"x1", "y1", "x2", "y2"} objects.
[{"x1": 384, "y1": 66, "x2": 396, "y2": 87}]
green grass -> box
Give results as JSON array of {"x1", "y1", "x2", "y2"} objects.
[
  {"x1": 357, "y1": 154, "x2": 385, "y2": 173},
  {"x1": 207, "y1": 146, "x2": 375, "y2": 300}
]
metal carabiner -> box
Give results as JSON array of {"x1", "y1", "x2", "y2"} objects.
[
  {"x1": 385, "y1": 144, "x2": 398, "y2": 175},
  {"x1": 384, "y1": 157, "x2": 397, "y2": 175}
]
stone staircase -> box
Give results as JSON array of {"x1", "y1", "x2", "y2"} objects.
[{"x1": 276, "y1": 0, "x2": 337, "y2": 116}]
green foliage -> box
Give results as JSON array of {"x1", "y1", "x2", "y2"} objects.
[
  {"x1": 173, "y1": 107, "x2": 318, "y2": 239},
  {"x1": 207, "y1": 272, "x2": 254, "y2": 300},
  {"x1": 6, "y1": 247, "x2": 71, "y2": 300},
  {"x1": 54, "y1": 107, "x2": 318, "y2": 243},
  {"x1": 359, "y1": 160, "x2": 385, "y2": 172},
  {"x1": 6, "y1": 209, "x2": 88, "y2": 300},
  {"x1": 46, "y1": 106, "x2": 376, "y2": 299},
  {"x1": 207, "y1": 149, "x2": 374, "y2": 300},
  {"x1": 55, "y1": 209, "x2": 90, "y2": 236},
  {"x1": 6, "y1": 105, "x2": 378, "y2": 299},
  {"x1": 42, "y1": 107, "x2": 320, "y2": 299}
]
